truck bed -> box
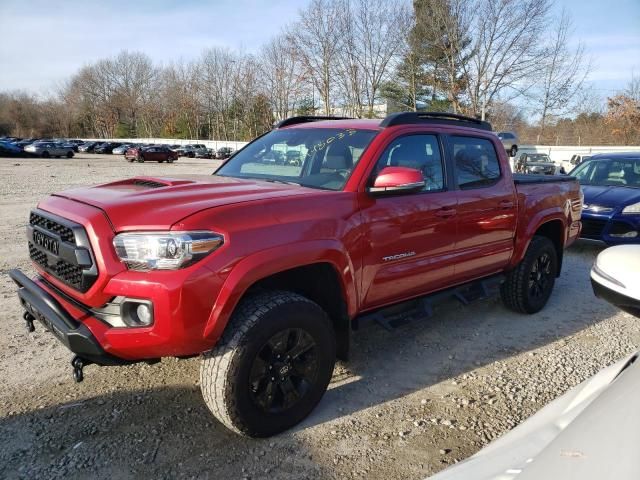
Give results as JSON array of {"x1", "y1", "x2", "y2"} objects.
[{"x1": 512, "y1": 174, "x2": 577, "y2": 184}]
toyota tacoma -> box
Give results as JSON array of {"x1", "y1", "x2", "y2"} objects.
[{"x1": 11, "y1": 112, "x2": 582, "y2": 437}]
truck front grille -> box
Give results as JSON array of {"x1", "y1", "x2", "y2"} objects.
[
  {"x1": 27, "y1": 209, "x2": 98, "y2": 292},
  {"x1": 29, "y1": 212, "x2": 76, "y2": 244},
  {"x1": 29, "y1": 242, "x2": 84, "y2": 290}
]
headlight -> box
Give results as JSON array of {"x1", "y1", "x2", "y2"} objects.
[
  {"x1": 113, "y1": 231, "x2": 223, "y2": 270},
  {"x1": 622, "y1": 202, "x2": 640, "y2": 214}
]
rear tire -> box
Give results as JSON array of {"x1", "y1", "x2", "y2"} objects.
[
  {"x1": 66, "y1": 151, "x2": 73, "y2": 158},
  {"x1": 200, "y1": 290, "x2": 336, "y2": 437},
  {"x1": 501, "y1": 236, "x2": 558, "y2": 314},
  {"x1": 510, "y1": 145, "x2": 518, "y2": 157}
]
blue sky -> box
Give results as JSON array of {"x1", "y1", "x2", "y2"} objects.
[{"x1": 1, "y1": 0, "x2": 639, "y2": 99}]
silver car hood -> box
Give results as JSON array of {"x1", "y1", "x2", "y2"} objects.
[{"x1": 428, "y1": 351, "x2": 640, "y2": 480}]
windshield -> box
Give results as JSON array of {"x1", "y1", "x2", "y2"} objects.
[
  {"x1": 572, "y1": 158, "x2": 640, "y2": 187},
  {"x1": 216, "y1": 127, "x2": 378, "y2": 190},
  {"x1": 527, "y1": 154, "x2": 551, "y2": 163}
]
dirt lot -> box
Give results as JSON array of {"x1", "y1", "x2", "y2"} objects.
[{"x1": 1, "y1": 154, "x2": 639, "y2": 480}]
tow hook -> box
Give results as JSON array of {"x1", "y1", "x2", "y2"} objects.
[
  {"x1": 24, "y1": 311, "x2": 35, "y2": 333},
  {"x1": 71, "y1": 356, "x2": 92, "y2": 383}
]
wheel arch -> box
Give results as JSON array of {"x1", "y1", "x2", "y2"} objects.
[
  {"x1": 513, "y1": 216, "x2": 566, "y2": 276},
  {"x1": 203, "y1": 242, "x2": 357, "y2": 361}
]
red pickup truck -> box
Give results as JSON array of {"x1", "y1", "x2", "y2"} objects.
[{"x1": 11, "y1": 112, "x2": 582, "y2": 437}]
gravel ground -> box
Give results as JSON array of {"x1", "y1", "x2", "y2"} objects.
[{"x1": 1, "y1": 154, "x2": 639, "y2": 480}]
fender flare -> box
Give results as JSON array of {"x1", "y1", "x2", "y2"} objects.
[
  {"x1": 202, "y1": 240, "x2": 358, "y2": 344},
  {"x1": 510, "y1": 206, "x2": 569, "y2": 269}
]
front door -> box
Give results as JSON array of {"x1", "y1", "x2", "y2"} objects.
[{"x1": 359, "y1": 133, "x2": 458, "y2": 309}]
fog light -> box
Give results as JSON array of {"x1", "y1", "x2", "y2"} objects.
[
  {"x1": 121, "y1": 300, "x2": 154, "y2": 327},
  {"x1": 136, "y1": 304, "x2": 152, "y2": 325}
]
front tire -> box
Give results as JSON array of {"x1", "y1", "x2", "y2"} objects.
[
  {"x1": 501, "y1": 236, "x2": 558, "y2": 314},
  {"x1": 200, "y1": 290, "x2": 336, "y2": 437},
  {"x1": 41, "y1": 151, "x2": 50, "y2": 158}
]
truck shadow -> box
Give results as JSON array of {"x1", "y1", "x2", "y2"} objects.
[
  {"x1": 0, "y1": 243, "x2": 618, "y2": 477},
  {"x1": 298, "y1": 241, "x2": 617, "y2": 429},
  {"x1": 0, "y1": 384, "x2": 328, "y2": 479}
]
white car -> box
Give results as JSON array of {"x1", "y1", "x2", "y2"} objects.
[{"x1": 591, "y1": 244, "x2": 640, "y2": 317}]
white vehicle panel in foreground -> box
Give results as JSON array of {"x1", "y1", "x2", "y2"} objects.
[{"x1": 427, "y1": 352, "x2": 640, "y2": 480}]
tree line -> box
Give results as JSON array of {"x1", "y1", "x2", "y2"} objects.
[{"x1": 1, "y1": 0, "x2": 638, "y2": 145}]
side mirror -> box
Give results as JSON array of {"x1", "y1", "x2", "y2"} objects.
[{"x1": 368, "y1": 166, "x2": 425, "y2": 195}]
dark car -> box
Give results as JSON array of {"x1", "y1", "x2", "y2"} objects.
[
  {"x1": 125, "y1": 145, "x2": 178, "y2": 163},
  {"x1": 571, "y1": 152, "x2": 640, "y2": 244},
  {"x1": 215, "y1": 147, "x2": 234, "y2": 159},
  {"x1": 13, "y1": 139, "x2": 37, "y2": 151},
  {"x1": 177, "y1": 144, "x2": 207, "y2": 158},
  {"x1": 516, "y1": 153, "x2": 557, "y2": 175},
  {"x1": 0, "y1": 141, "x2": 24, "y2": 157},
  {"x1": 94, "y1": 142, "x2": 123, "y2": 154},
  {"x1": 78, "y1": 142, "x2": 100, "y2": 153}
]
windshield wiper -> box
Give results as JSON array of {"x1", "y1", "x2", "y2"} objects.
[{"x1": 261, "y1": 178, "x2": 301, "y2": 186}]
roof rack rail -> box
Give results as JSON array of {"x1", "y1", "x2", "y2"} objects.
[
  {"x1": 274, "y1": 116, "x2": 353, "y2": 129},
  {"x1": 380, "y1": 112, "x2": 492, "y2": 131}
]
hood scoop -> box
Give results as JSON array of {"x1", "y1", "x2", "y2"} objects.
[{"x1": 107, "y1": 177, "x2": 196, "y2": 189}]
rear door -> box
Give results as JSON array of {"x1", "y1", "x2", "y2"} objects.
[
  {"x1": 359, "y1": 132, "x2": 458, "y2": 309},
  {"x1": 448, "y1": 134, "x2": 517, "y2": 283}
]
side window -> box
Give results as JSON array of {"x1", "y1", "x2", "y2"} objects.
[
  {"x1": 374, "y1": 134, "x2": 444, "y2": 191},
  {"x1": 452, "y1": 136, "x2": 501, "y2": 189}
]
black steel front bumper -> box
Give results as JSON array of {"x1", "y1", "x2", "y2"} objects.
[
  {"x1": 591, "y1": 278, "x2": 640, "y2": 318},
  {"x1": 9, "y1": 268, "x2": 130, "y2": 366}
]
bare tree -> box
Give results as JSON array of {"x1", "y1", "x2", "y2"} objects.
[
  {"x1": 259, "y1": 35, "x2": 306, "y2": 122},
  {"x1": 351, "y1": 0, "x2": 410, "y2": 117},
  {"x1": 464, "y1": 0, "x2": 552, "y2": 119},
  {"x1": 290, "y1": 0, "x2": 343, "y2": 114},
  {"x1": 534, "y1": 10, "x2": 590, "y2": 137}
]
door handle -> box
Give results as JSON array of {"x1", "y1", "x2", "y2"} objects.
[
  {"x1": 435, "y1": 208, "x2": 457, "y2": 218},
  {"x1": 499, "y1": 200, "x2": 514, "y2": 209}
]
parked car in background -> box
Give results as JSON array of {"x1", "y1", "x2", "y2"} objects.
[
  {"x1": 13, "y1": 139, "x2": 37, "y2": 151},
  {"x1": 94, "y1": 142, "x2": 123, "y2": 154},
  {"x1": 516, "y1": 153, "x2": 558, "y2": 175},
  {"x1": 285, "y1": 150, "x2": 302, "y2": 166},
  {"x1": 0, "y1": 140, "x2": 24, "y2": 157},
  {"x1": 215, "y1": 146, "x2": 234, "y2": 159},
  {"x1": 570, "y1": 153, "x2": 591, "y2": 167},
  {"x1": 78, "y1": 142, "x2": 99, "y2": 153},
  {"x1": 24, "y1": 141, "x2": 74, "y2": 158},
  {"x1": 176, "y1": 144, "x2": 207, "y2": 158},
  {"x1": 571, "y1": 152, "x2": 640, "y2": 244},
  {"x1": 195, "y1": 148, "x2": 215, "y2": 159},
  {"x1": 112, "y1": 144, "x2": 135, "y2": 155},
  {"x1": 125, "y1": 145, "x2": 178, "y2": 163},
  {"x1": 496, "y1": 131, "x2": 518, "y2": 157}
]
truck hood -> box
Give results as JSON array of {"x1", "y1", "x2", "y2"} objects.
[
  {"x1": 51, "y1": 175, "x2": 318, "y2": 231},
  {"x1": 582, "y1": 184, "x2": 640, "y2": 208}
]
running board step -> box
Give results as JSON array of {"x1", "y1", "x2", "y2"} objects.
[{"x1": 356, "y1": 274, "x2": 505, "y2": 331}]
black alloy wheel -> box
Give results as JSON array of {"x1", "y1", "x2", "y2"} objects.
[
  {"x1": 249, "y1": 328, "x2": 318, "y2": 414},
  {"x1": 528, "y1": 252, "x2": 553, "y2": 300}
]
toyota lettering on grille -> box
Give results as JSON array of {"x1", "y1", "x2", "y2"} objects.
[{"x1": 33, "y1": 230, "x2": 60, "y2": 255}]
